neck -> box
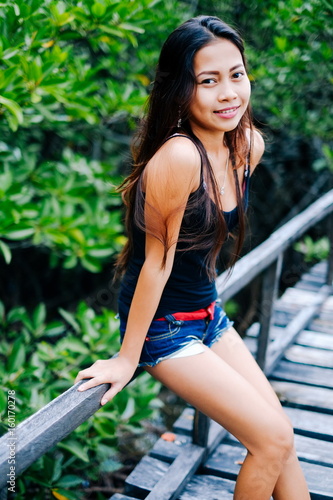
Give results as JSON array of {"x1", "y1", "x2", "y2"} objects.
[{"x1": 190, "y1": 125, "x2": 226, "y2": 156}]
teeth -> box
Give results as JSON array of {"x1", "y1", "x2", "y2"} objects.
[{"x1": 217, "y1": 108, "x2": 237, "y2": 114}]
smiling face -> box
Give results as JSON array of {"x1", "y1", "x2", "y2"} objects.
[{"x1": 188, "y1": 38, "x2": 251, "y2": 138}]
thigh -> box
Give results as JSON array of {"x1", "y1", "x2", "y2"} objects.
[
  {"x1": 146, "y1": 347, "x2": 292, "y2": 455},
  {"x1": 211, "y1": 326, "x2": 287, "y2": 417}
]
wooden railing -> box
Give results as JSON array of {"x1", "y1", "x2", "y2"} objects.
[{"x1": 1, "y1": 189, "x2": 333, "y2": 498}]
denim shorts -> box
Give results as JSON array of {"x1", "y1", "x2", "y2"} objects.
[{"x1": 119, "y1": 304, "x2": 234, "y2": 368}]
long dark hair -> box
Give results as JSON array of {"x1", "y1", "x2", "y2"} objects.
[{"x1": 116, "y1": 15, "x2": 257, "y2": 279}]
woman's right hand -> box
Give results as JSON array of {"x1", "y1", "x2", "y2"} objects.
[{"x1": 74, "y1": 355, "x2": 137, "y2": 405}]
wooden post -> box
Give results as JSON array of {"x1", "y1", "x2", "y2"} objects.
[
  {"x1": 192, "y1": 409, "x2": 210, "y2": 447},
  {"x1": 327, "y1": 211, "x2": 333, "y2": 286},
  {"x1": 256, "y1": 254, "x2": 283, "y2": 370}
]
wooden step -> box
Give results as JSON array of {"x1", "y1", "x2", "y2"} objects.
[
  {"x1": 271, "y1": 360, "x2": 333, "y2": 389},
  {"x1": 284, "y1": 407, "x2": 333, "y2": 441},
  {"x1": 271, "y1": 380, "x2": 333, "y2": 413},
  {"x1": 226, "y1": 432, "x2": 333, "y2": 467},
  {"x1": 203, "y1": 442, "x2": 333, "y2": 498}
]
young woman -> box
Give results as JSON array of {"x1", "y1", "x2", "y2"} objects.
[{"x1": 75, "y1": 16, "x2": 310, "y2": 499}]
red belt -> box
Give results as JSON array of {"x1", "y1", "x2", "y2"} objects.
[{"x1": 156, "y1": 301, "x2": 215, "y2": 321}]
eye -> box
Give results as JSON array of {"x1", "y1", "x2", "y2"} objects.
[
  {"x1": 199, "y1": 78, "x2": 217, "y2": 85},
  {"x1": 232, "y1": 72, "x2": 244, "y2": 80}
]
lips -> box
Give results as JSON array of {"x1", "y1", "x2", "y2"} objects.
[{"x1": 214, "y1": 106, "x2": 240, "y2": 114}]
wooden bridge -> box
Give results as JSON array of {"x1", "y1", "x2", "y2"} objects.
[
  {"x1": 1, "y1": 189, "x2": 333, "y2": 500},
  {"x1": 116, "y1": 260, "x2": 333, "y2": 500}
]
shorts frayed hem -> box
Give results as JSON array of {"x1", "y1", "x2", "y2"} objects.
[
  {"x1": 206, "y1": 319, "x2": 234, "y2": 348},
  {"x1": 138, "y1": 339, "x2": 205, "y2": 368}
]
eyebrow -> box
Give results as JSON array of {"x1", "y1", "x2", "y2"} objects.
[{"x1": 196, "y1": 64, "x2": 244, "y2": 78}]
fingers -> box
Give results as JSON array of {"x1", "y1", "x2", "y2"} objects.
[
  {"x1": 101, "y1": 384, "x2": 121, "y2": 406},
  {"x1": 77, "y1": 377, "x2": 107, "y2": 392}
]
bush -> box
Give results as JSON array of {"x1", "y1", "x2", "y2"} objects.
[{"x1": 0, "y1": 300, "x2": 162, "y2": 499}]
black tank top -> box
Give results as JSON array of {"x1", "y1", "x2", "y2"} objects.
[{"x1": 118, "y1": 135, "x2": 250, "y2": 319}]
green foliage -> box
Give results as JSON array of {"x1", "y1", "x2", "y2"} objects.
[
  {"x1": 0, "y1": 146, "x2": 124, "y2": 271},
  {"x1": 0, "y1": 300, "x2": 162, "y2": 498},
  {"x1": 294, "y1": 235, "x2": 330, "y2": 262},
  {"x1": 0, "y1": 0, "x2": 189, "y2": 132},
  {"x1": 248, "y1": 0, "x2": 333, "y2": 141},
  {"x1": 224, "y1": 299, "x2": 240, "y2": 319},
  {"x1": 0, "y1": 0, "x2": 190, "y2": 272}
]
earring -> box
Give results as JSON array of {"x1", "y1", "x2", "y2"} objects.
[{"x1": 177, "y1": 106, "x2": 182, "y2": 128}]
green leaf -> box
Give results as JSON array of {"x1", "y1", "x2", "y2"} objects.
[
  {"x1": 58, "y1": 308, "x2": 80, "y2": 333},
  {"x1": 0, "y1": 166, "x2": 13, "y2": 192},
  {"x1": 3, "y1": 228, "x2": 35, "y2": 240},
  {"x1": 85, "y1": 247, "x2": 114, "y2": 258},
  {"x1": 54, "y1": 474, "x2": 83, "y2": 488},
  {"x1": 0, "y1": 301, "x2": 5, "y2": 323},
  {"x1": 118, "y1": 23, "x2": 145, "y2": 34},
  {"x1": 0, "y1": 95, "x2": 23, "y2": 131},
  {"x1": 92, "y1": 2, "x2": 106, "y2": 17},
  {"x1": 56, "y1": 336, "x2": 89, "y2": 354},
  {"x1": 0, "y1": 390, "x2": 7, "y2": 414},
  {"x1": 51, "y1": 488, "x2": 79, "y2": 500},
  {"x1": 44, "y1": 321, "x2": 66, "y2": 337},
  {"x1": 57, "y1": 440, "x2": 89, "y2": 462},
  {"x1": 7, "y1": 338, "x2": 26, "y2": 373},
  {"x1": 274, "y1": 36, "x2": 288, "y2": 52},
  {"x1": 33, "y1": 303, "x2": 46, "y2": 329},
  {"x1": 99, "y1": 25, "x2": 125, "y2": 38},
  {"x1": 0, "y1": 240, "x2": 12, "y2": 264},
  {"x1": 80, "y1": 256, "x2": 102, "y2": 273}
]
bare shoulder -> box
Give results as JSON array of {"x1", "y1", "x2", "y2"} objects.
[
  {"x1": 247, "y1": 129, "x2": 265, "y2": 174},
  {"x1": 146, "y1": 135, "x2": 201, "y2": 189}
]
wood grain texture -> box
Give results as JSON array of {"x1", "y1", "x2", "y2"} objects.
[
  {"x1": 203, "y1": 442, "x2": 333, "y2": 497},
  {"x1": 271, "y1": 360, "x2": 333, "y2": 389},
  {"x1": 271, "y1": 381, "x2": 333, "y2": 413}
]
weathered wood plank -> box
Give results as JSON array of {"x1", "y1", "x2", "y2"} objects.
[
  {"x1": 283, "y1": 345, "x2": 333, "y2": 368},
  {"x1": 264, "y1": 286, "x2": 331, "y2": 375},
  {"x1": 192, "y1": 410, "x2": 210, "y2": 447},
  {"x1": 150, "y1": 433, "x2": 192, "y2": 463},
  {"x1": 295, "y1": 331, "x2": 333, "y2": 350},
  {"x1": 203, "y1": 442, "x2": 333, "y2": 497},
  {"x1": 327, "y1": 211, "x2": 333, "y2": 285},
  {"x1": 226, "y1": 432, "x2": 333, "y2": 468},
  {"x1": 298, "y1": 272, "x2": 327, "y2": 285},
  {"x1": 217, "y1": 190, "x2": 333, "y2": 302},
  {"x1": 247, "y1": 323, "x2": 333, "y2": 350},
  {"x1": 294, "y1": 282, "x2": 326, "y2": 292},
  {"x1": 271, "y1": 381, "x2": 333, "y2": 414},
  {"x1": 144, "y1": 445, "x2": 204, "y2": 500},
  {"x1": 293, "y1": 434, "x2": 333, "y2": 467},
  {"x1": 150, "y1": 420, "x2": 227, "y2": 465},
  {"x1": 173, "y1": 408, "x2": 195, "y2": 436},
  {"x1": 125, "y1": 446, "x2": 207, "y2": 500},
  {"x1": 109, "y1": 495, "x2": 139, "y2": 500},
  {"x1": 283, "y1": 407, "x2": 333, "y2": 441},
  {"x1": 271, "y1": 360, "x2": 333, "y2": 389},
  {"x1": 309, "y1": 318, "x2": 333, "y2": 334},
  {"x1": 178, "y1": 475, "x2": 235, "y2": 500},
  {"x1": 0, "y1": 380, "x2": 110, "y2": 487},
  {"x1": 125, "y1": 455, "x2": 168, "y2": 496},
  {"x1": 256, "y1": 257, "x2": 282, "y2": 369}
]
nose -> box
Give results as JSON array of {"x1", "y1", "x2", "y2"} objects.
[{"x1": 218, "y1": 81, "x2": 237, "y2": 101}]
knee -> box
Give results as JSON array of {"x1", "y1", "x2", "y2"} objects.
[
  {"x1": 250, "y1": 414, "x2": 294, "y2": 467},
  {"x1": 264, "y1": 417, "x2": 295, "y2": 464}
]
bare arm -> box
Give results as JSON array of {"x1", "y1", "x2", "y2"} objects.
[{"x1": 75, "y1": 138, "x2": 200, "y2": 403}]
